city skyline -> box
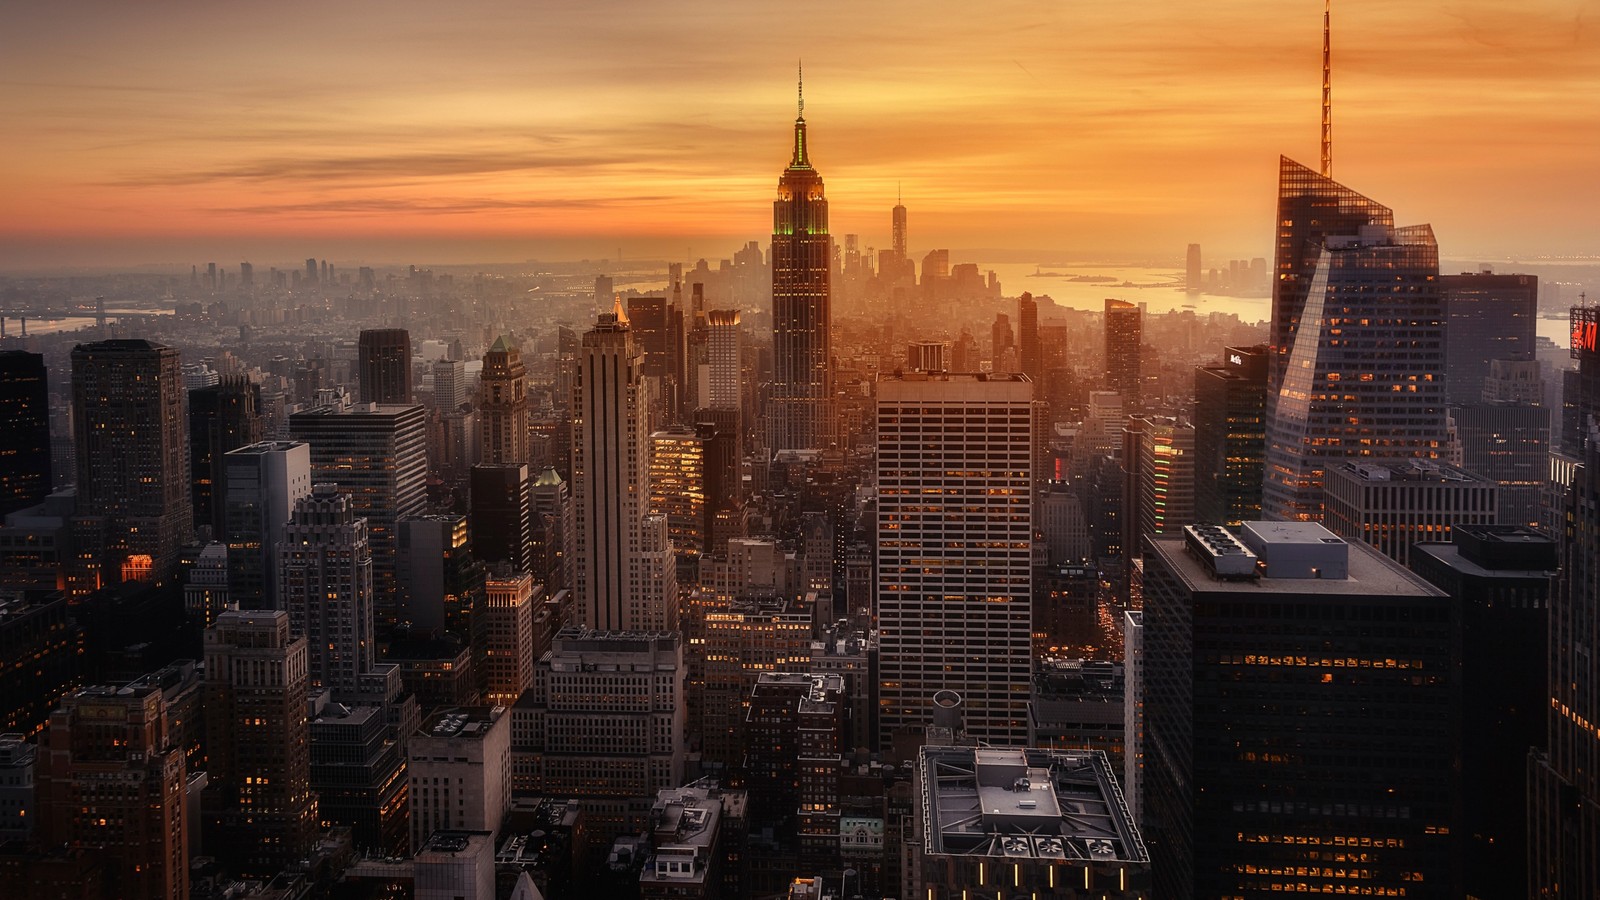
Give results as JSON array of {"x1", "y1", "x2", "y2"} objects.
[{"x1": 4, "y1": 1, "x2": 1598, "y2": 270}]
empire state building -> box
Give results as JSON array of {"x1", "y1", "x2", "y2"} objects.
[{"x1": 768, "y1": 77, "x2": 831, "y2": 451}]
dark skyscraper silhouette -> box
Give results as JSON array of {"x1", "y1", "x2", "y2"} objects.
[
  {"x1": 768, "y1": 71, "x2": 832, "y2": 451},
  {"x1": 357, "y1": 328, "x2": 412, "y2": 405},
  {"x1": 1104, "y1": 298, "x2": 1142, "y2": 408},
  {"x1": 189, "y1": 377, "x2": 264, "y2": 540},
  {"x1": 1018, "y1": 292, "x2": 1040, "y2": 381},
  {"x1": 71, "y1": 339, "x2": 192, "y2": 587},
  {"x1": 0, "y1": 350, "x2": 52, "y2": 517}
]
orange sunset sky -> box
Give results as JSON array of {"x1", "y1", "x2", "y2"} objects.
[{"x1": 2, "y1": 0, "x2": 1597, "y2": 270}]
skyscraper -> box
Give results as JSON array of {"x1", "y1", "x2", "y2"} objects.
[
  {"x1": 1143, "y1": 522, "x2": 1458, "y2": 897},
  {"x1": 202, "y1": 610, "x2": 317, "y2": 877},
  {"x1": 479, "y1": 335, "x2": 530, "y2": 465},
  {"x1": 1440, "y1": 270, "x2": 1538, "y2": 407},
  {"x1": 358, "y1": 328, "x2": 412, "y2": 405},
  {"x1": 768, "y1": 76, "x2": 832, "y2": 451},
  {"x1": 1263, "y1": 157, "x2": 1447, "y2": 520},
  {"x1": 1017, "y1": 291, "x2": 1040, "y2": 382},
  {"x1": 0, "y1": 351, "x2": 51, "y2": 518},
  {"x1": 480, "y1": 571, "x2": 538, "y2": 706},
  {"x1": 35, "y1": 683, "x2": 189, "y2": 900},
  {"x1": 278, "y1": 484, "x2": 375, "y2": 696},
  {"x1": 876, "y1": 372, "x2": 1032, "y2": 746},
  {"x1": 471, "y1": 463, "x2": 532, "y2": 575},
  {"x1": 188, "y1": 376, "x2": 264, "y2": 540},
  {"x1": 572, "y1": 306, "x2": 678, "y2": 631},
  {"x1": 223, "y1": 440, "x2": 312, "y2": 610},
  {"x1": 1104, "y1": 299, "x2": 1141, "y2": 408},
  {"x1": 1193, "y1": 345, "x2": 1268, "y2": 526},
  {"x1": 71, "y1": 339, "x2": 192, "y2": 586},
  {"x1": 1185, "y1": 243, "x2": 1202, "y2": 292},
  {"x1": 1530, "y1": 424, "x2": 1600, "y2": 898},
  {"x1": 289, "y1": 401, "x2": 427, "y2": 624}
]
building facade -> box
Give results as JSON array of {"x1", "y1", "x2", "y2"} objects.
[{"x1": 768, "y1": 90, "x2": 832, "y2": 452}]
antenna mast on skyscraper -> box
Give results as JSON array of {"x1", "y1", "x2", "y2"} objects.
[
  {"x1": 1321, "y1": 0, "x2": 1333, "y2": 178},
  {"x1": 798, "y1": 60, "x2": 804, "y2": 119}
]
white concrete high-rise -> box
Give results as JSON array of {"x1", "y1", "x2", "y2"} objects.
[
  {"x1": 571, "y1": 305, "x2": 678, "y2": 631},
  {"x1": 876, "y1": 372, "x2": 1033, "y2": 746},
  {"x1": 223, "y1": 440, "x2": 312, "y2": 610}
]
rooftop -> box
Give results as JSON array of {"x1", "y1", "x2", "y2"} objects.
[
  {"x1": 417, "y1": 706, "x2": 502, "y2": 740},
  {"x1": 919, "y1": 746, "x2": 1146, "y2": 863},
  {"x1": 1153, "y1": 528, "x2": 1445, "y2": 599}
]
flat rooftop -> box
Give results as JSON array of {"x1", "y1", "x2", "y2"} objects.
[
  {"x1": 1150, "y1": 533, "x2": 1445, "y2": 599},
  {"x1": 417, "y1": 707, "x2": 502, "y2": 740},
  {"x1": 919, "y1": 746, "x2": 1146, "y2": 863}
]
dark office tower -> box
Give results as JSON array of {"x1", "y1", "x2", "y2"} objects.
[
  {"x1": 1410, "y1": 525, "x2": 1554, "y2": 899},
  {"x1": 1531, "y1": 429, "x2": 1600, "y2": 898},
  {"x1": 1018, "y1": 292, "x2": 1041, "y2": 381},
  {"x1": 1454, "y1": 358, "x2": 1549, "y2": 528},
  {"x1": 990, "y1": 312, "x2": 1014, "y2": 360},
  {"x1": 36, "y1": 684, "x2": 189, "y2": 900},
  {"x1": 1143, "y1": 523, "x2": 1458, "y2": 898},
  {"x1": 1104, "y1": 299, "x2": 1142, "y2": 407},
  {"x1": 530, "y1": 466, "x2": 574, "y2": 593},
  {"x1": 877, "y1": 373, "x2": 1033, "y2": 747},
  {"x1": 1562, "y1": 305, "x2": 1600, "y2": 456},
  {"x1": 1185, "y1": 243, "x2": 1202, "y2": 292},
  {"x1": 1263, "y1": 158, "x2": 1446, "y2": 521},
  {"x1": 0, "y1": 351, "x2": 51, "y2": 517},
  {"x1": 398, "y1": 514, "x2": 480, "y2": 636},
  {"x1": 594, "y1": 274, "x2": 614, "y2": 307},
  {"x1": 1193, "y1": 345, "x2": 1268, "y2": 525},
  {"x1": 289, "y1": 402, "x2": 427, "y2": 626},
  {"x1": 768, "y1": 77, "x2": 832, "y2": 452},
  {"x1": 358, "y1": 328, "x2": 412, "y2": 405},
  {"x1": 239, "y1": 261, "x2": 253, "y2": 288},
  {"x1": 1440, "y1": 271, "x2": 1538, "y2": 406},
  {"x1": 188, "y1": 377, "x2": 263, "y2": 539},
  {"x1": 305, "y1": 257, "x2": 318, "y2": 285},
  {"x1": 71, "y1": 339, "x2": 192, "y2": 586},
  {"x1": 479, "y1": 335, "x2": 529, "y2": 465},
  {"x1": 629, "y1": 294, "x2": 670, "y2": 392},
  {"x1": 223, "y1": 440, "x2": 312, "y2": 610},
  {"x1": 470, "y1": 463, "x2": 532, "y2": 575},
  {"x1": 573, "y1": 307, "x2": 677, "y2": 631},
  {"x1": 278, "y1": 484, "x2": 375, "y2": 695},
  {"x1": 202, "y1": 610, "x2": 317, "y2": 877}
]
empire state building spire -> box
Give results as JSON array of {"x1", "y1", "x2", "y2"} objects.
[{"x1": 791, "y1": 62, "x2": 810, "y2": 169}]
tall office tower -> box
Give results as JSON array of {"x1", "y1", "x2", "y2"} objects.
[
  {"x1": 0, "y1": 589, "x2": 80, "y2": 738},
  {"x1": 184, "y1": 542, "x2": 231, "y2": 626},
  {"x1": 594, "y1": 275, "x2": 614, "y2": 308},
  {"x1": 398, "y1": 514, "x2": 479, "y2": 635},
  {"x1": 1193, "y1": 345, "x2": 1269, "y2": 526},
  {"x1": 481, "y1": 571, "x2": 538, "y2": 706},
  {"x1": 35, "y1": 684, "x2": 189, "y2": 900},
  {"x1": 628, "y1": 295, "x2": 671, "y2": 420},
  {"x1": 990, "y1": 312, "x2": 1014, "y2": 361},
  {"x1": 407, "y1": 707, "x2": 511, "y2": 851},
  {"x1": 1018, "y1": 292, "x2": 1041, "y2": 381},
  {"x1": 1323, "y1": 460, "x2": 1499, "y2": 567},
  {"x1": 358, "y1": 328, "x2": 412, "y2": 405},
  {"x1": 431, "y1": 357, "x2": 468, "y2": 411},
  {"x1": 1264, "y1": 158, "x2": 1447, "y2": 520},
  {"x1": 650, "y1": 425, "x2": 707, "y2": 557},
  {"x1": 188, "y1": 377, "x2": 264, "y2": 539},
  {"x1": 892, "y1": 197, "x2": 907, "y2": 263},
  {"x1": 1185, "y1": 243, "x2": 1202, "y2": 292},
  {"x1": 71, "y1": 339, "x2": 192, "y2": 587},
  {"x1": 1530, "y1": 427, "x2": 1600, "y2": 898},
  {"x1": 0, "y1": 733, "x2": 35, "y2": 842},
  {"x1": 0, "y1": 351, "x2": 51, "y2": 517},
  {"x1": 530, "y1": 466, "x2": 574, "y2": 592},
  {"x1": 1440, "y1": 271, "x2": 1538, "y2": 406},
  {"x1": 278, "y1": 484, "x2": 375, "y2": 696},
  {"x1": 876, "y1": 373, "x2": 1032, "y2": 746},
  {"x1": 745, "y1": 673, "x2": 845, "y2": 867},
  {"x1": 202, "y1": 610, "x2": 317, "y2": 877},
  {"x1": 572, "y1": 308, "x2": 678, "y2": 631},
  {"x1": 223, "y1": 440, "x2": 312, "y2": 609},
  {"x1": 471, "y1": 463, "x2": 532, "y2": 574},
  {"x1": 1103, "y1": 299, "x2": 1142, "y2": 408},
  {"x1": 1143, "y1": 523, "x2": 1458, "y2": 898},
  {"x1": 289, "y1": 402, "x2": 427, "y2": 623},
  {"x1": 518, "y1": 627, "x2": 685, "y2": 811},
  {"x1": 1136, "y1": 417, "x2": 1195, "y2": 543},
  {"x1": 1561, "y1": 305, "x2": 1600, "y2": 455},
  {"x1": 1411, "y1": 525, "x2": 1554, "y2": 899},
  {"x1": 768, "y1": 80, "x2": 832, "y2": 452},
  {"x1": 705, "y1": 309, "x2": 744, "y2": 415},
  {"x1": 1455, "y1": 359, "x2": 1550, "y2": 527},
  {"x1": 1123, "y1": 609, "x2": 1144, "y2": 825}
]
